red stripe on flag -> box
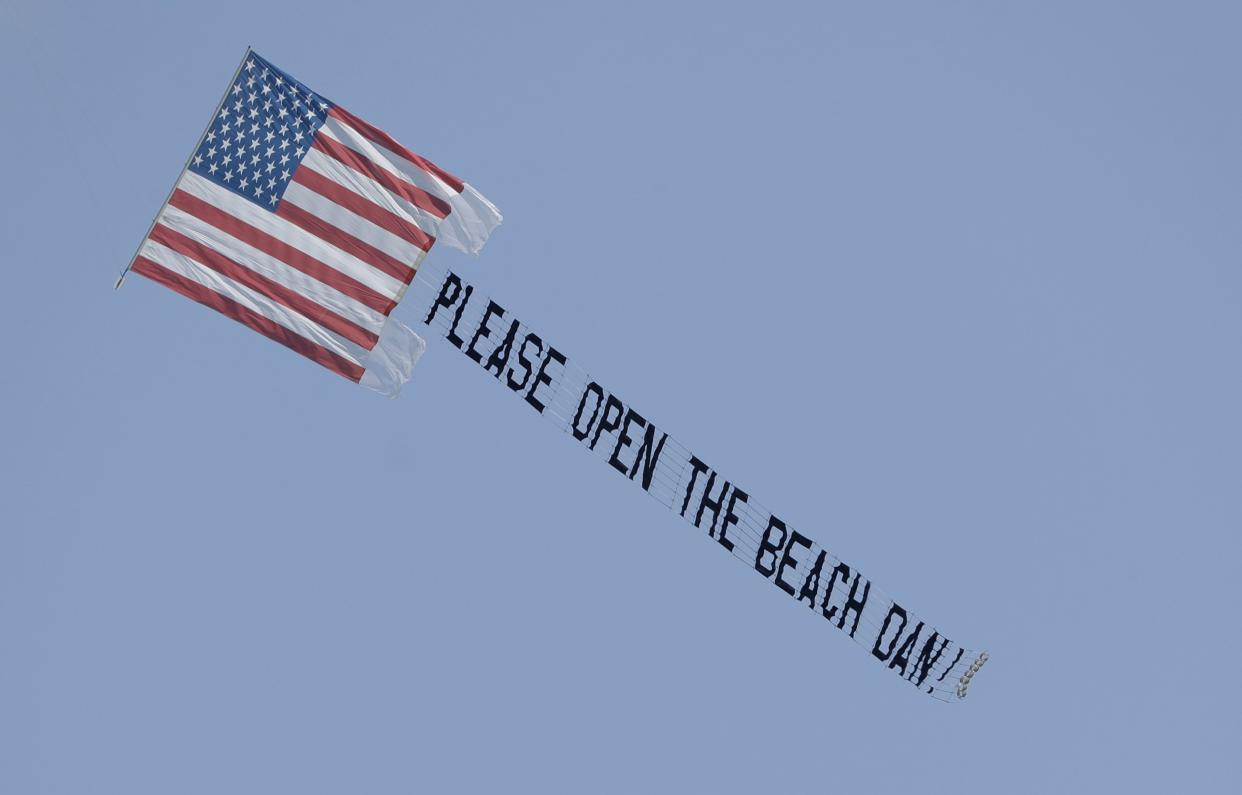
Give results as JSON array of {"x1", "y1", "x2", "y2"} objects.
[
  {"x1": 312, "y1": 133, "x2": 451, "y2": 220},
  {"x1": 168, "y1": 189, "x2": 397, "y2": 315},
  {"x1": 328, "y1": 105, "x2": 465, "y2": 194},
  {"x1": 293, "y1": 164, "x2": 435, "y2": 252},
  {"x1": 150, "y1": 224, "x2": 379, "y2": 350},
  {"x1": 275, "y1": 201, "x2": 417, "y2": 286},
  {"x1": 132, "y1": 256, "x2": 365, "y2": 382}
]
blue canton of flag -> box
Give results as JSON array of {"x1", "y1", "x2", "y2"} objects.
[{"x1": 189, "y1": 53, "x2": 331, "y2": 209}]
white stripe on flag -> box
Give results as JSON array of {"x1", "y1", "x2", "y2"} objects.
[
  {"x1": 139, "y1": 238, "x2": 369, "y2": 367},
  {"x1": 302, "y1": 148, "x2": 443, "y2": 239},
  {"x1": 158, "y1": 202, "x2": 389, "y2": 336},
  {"x1": 176, "y1": 171, "x2": 408, "y2": 301},
  {"x1": 320, "y1": 118, "x2": 502, "y2": 255},
  {"x1": 282, "y1": 177, "x2": 428, "y2": 266},
  {"x1": 360, "y1": 318, "x2": 427, "y2": 397},
  {"x1": 320, "y1": 117, "x2": 457, "y2": 203},
  {"x1": 434, "y1": 181, "x2": 504, "y2": 256}
]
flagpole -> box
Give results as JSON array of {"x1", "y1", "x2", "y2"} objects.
[{"x1": 114, "y1": 46, "x2": 253, "y2": 290}]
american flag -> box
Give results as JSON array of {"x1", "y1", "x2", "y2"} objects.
[{"x1": 126, "y1": 50, "x2": 501, "y2": 394}]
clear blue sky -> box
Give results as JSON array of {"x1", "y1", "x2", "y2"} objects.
[{"x1": 3, "y1": 2, "x2": 1240, "y2": 792}]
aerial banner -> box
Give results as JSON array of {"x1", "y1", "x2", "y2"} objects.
[
  {"x1": 123, "y1": 50, "x2": 986, "y2": 701},
  {"x1": 413, "y1": 265, "x2": 988, "y2": 701}
]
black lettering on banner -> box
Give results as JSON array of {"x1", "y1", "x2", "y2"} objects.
[
  {"x1": 425, "y1": 270, "x2": 475, "y2": 351},
  {"x1": 419, "y1": 273, "x2": 974, "y2": 698},
  {"x1": 507, "y1": 333, "x2": 543, "y2": 392},
  {"x1": 910, "y1": 633, "x2": 949, "y2": 686},
  {"x1": 589, "y1": 395, "x2": 625, "y2": 451},
  {"x1": 934, "y1": 648, "x2": 965, "y2": 686},
  {"x1": 609, "y1": 409, "x2": 645, "y2": 476},
  {"x1": 466, "y1": 300, "x2": 506, "y2": 363},
  {"x1": 447, "y1": 285, "x2": 475, "y2": 349},
  {"x1": 754, "y1": 515, "x2": 789, "y2": 577},
  {"x1": 571, "y1": 382, "x2": 605, "y2": 441},
  {"x1": 798, "y1": 550, "x2": 827, "y2": 608},
  {"x1": 680, "y1": 456, "x2": 711, "y2": 517},
  {"x1": 425, "y1": 270, "x2": 463, "y2": 327},
  {"x1": 820, "y1": 563, "x2": 850, "y2": 619},
  {"x1": 692, "y1": 471, "x2": 725, "y2": 535},
  {"x1": 485, "y1": 319, "x2": 520, "y2": 378},
  {"x1": 822, "y1": 563, "x2": 871, "y2": 637},
  {"x1": 775, "y1": 530, "x2": 813, "y2": 596},
  {"x1": 524, "y1": 347, "x2": 566, "y2": 414},
  {"x1": 715, "y1": 486, "x2": 747, "y2": 553},
  {"x1": 888, "y1": 621, "x2": 924, "y2": 677},
  {"x1": 838, "y1": 573, "x2": 871, "y2": 638},
  {"x1": 628, "y1": 422, "x2": 668, "y2": 492},
  {"x1": 871, "y1": 603, "x2": 909, "y2": 662}
]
